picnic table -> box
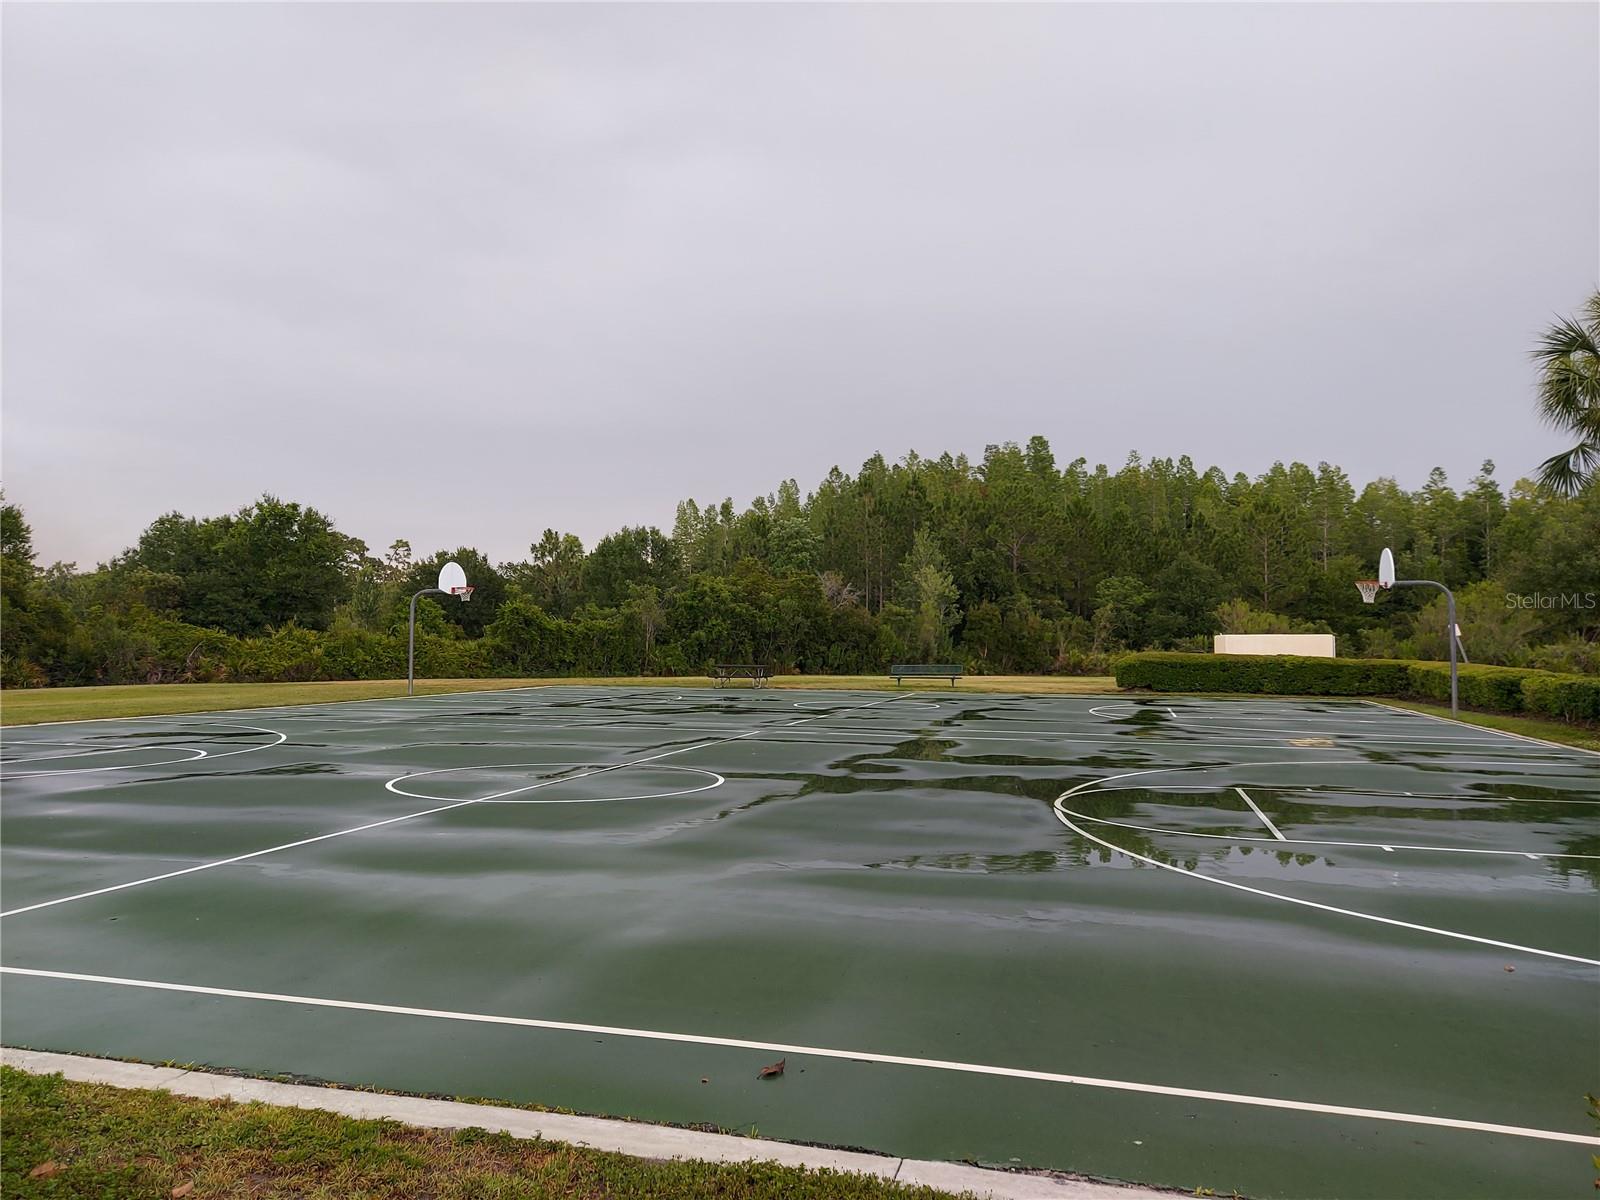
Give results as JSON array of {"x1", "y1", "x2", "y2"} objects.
[{"x1": 710, "y1": 664, "x2": 773, "y2": 689}]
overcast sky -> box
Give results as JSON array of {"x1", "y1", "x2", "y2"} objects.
[{"x1": 4, "y1": 3, "x2": 1596, "y2": 568}]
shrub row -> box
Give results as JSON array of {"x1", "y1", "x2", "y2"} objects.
[
  {"x1": 1113, "y1": 652, "x2": 1600, "y2": 725},
  {"x1": 1112, "y1": 652, "x2": 1413, "y2": 696}
]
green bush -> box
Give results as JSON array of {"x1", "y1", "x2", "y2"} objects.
[
  {"x1": 319, "y1": 629, "x2": 406, "y2": 679},
  {"x1": 227, "y1": 624, "x2": 326, "y2": 682},
  {"x1": 1115, "y1": 651, "x2": 1598, "y2": 726},
  {"x1": 1113, "y1": 652, "x2": 1412, "y2": 696},
  {"x1": 1405, "y1": 663, "x2": 1530, "y2": 712},
  {"x1": 1521, "y1": 672, "x2": 1600, "y2": 722},
  {"x1": 77, "y1": 607, "x2": 234, "y2": 686}
]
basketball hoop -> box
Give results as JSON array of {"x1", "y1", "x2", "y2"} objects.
[
  {"x1": 1357, "y1": 548, "x2": 1463, "y2": 717},
  {"x1": 410, "y1": 560, "x2": 473, "y2": 695}
]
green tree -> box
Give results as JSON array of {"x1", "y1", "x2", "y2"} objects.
[
  {"x1": 1091, "y1": 575, "x2": 1153, "y2": 650},
  {"x1": 767, "y1": 514, "x2": 820, "y2": 573},
  {"x1": 585, "y1": 527, "x2": 680, "y2": 608},
  {"x1": 1, "y1": 500, "x2": 47, "y2": 685},
  {"x1": 403, "y1": 548, "x2": 505, "y2": 637},
  {"x1": 1238, "y1": 491, "x2": 1298, "y2": 610},
  {"x1": 124, "y1": 496, "x2": 355, "y2": 635},
  {"x1": 896, "y1": 529, "x2": 961, "y2": 660},
  {"x1": 484, "y1": 595, "x2": 571, "y2": 675},
  {"x1": 1404, "y1": 581, "x2": 1541, "y2": 666},
  {"x1": 622, "y1": 583, "x2": 667, "y2": 673},
  {"x1": 1532, "y1": 291, "x2": 1600, "y2": 496},
  {"x1": 508, "y1": 530, "x2": 586, "y2": 617},
  {"x1": 1146, "y1": 554, "x2": 1227, "y2": 646},
  {"x1": 1459, "y1": 461, "x2": 1506, "y2": 578}
]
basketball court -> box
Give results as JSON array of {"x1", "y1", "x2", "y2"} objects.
[{"x1": 2, "y1": 685, "x2": 1596, "y2": 1198}]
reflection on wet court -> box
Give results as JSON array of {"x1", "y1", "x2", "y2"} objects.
[{"x1": 3, "y1": 686, "x2": 1597, "y2": 1199}]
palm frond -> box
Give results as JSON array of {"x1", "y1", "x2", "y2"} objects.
[
  {"x1": 1536, "y1": 442, "x2": 1600, "y2": 498},
  {"x1": 1531, "y1": 293, "x2": 1600, "y2": 495},
  {"x1": 1533, "y1": 314, "x2": 1597, "y2": 362}
]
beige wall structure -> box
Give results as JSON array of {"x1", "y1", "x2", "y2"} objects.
[{"x1": 1213, "y1": 634, "x2": 1337, "y2": 658}]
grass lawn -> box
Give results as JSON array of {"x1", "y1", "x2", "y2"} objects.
[
  {"x1": 0, "y1": 1066, "x2": 970, "y2": 1200},
  {"x1": 0, "y1": 676, "x2": 1119, "y2": 726},
  {"x1": 1373, "y1": 698, "x2": 1600, "y2": 753}
]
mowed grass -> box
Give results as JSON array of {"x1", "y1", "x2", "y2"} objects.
[
  {"x1": 0, "y1": 676, "x2": 1120, "y2": 726},
  {"x1": 0, "y1": 1067, "x2": 971, "y2": 1200},
  {"x1": 1373, "y1": 698, "x2": 1600, "y2": 753}
]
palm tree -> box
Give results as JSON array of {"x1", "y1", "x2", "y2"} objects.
[{"x1": 1532, "y1": 292, "x2": 1600, "y2": 496}]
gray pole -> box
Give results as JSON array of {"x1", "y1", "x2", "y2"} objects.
[
  {"x1": 1393, "y1": 579, "x2": 1460, "y2": 719},
  {"x1": 406, "y1": 588, "x2": 444, "y2": 700},
  {"x1": 1446, "y1": 587, "x2": 1459, "y2": 719}
]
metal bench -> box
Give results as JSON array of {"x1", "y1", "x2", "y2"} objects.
[
  {"x1": 709, "y1": 663, "x2": 773, "y2": 689},
  {"x1": 889, "y1": 663, "x2": 962, "y2": 686}
]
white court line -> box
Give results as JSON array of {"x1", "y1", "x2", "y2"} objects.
[
  {"x1": 1084, "y1": 703, "x2": 1534, "y2": 746},
  {"x1": 0, "y1": 692, "x2": 918, "y2": 919},
  {"x1": 2, "y1": 723, "x2": 287, "y2": 779},
  {"x1": 0, "y1": 745, "x2": 208, "y2": 770},
  {"x1": 1056, "y1": 803, "x2": 1600, "y2": 859},
  {"x1": 484, "y1": 719, "x2": 1580, "y2": 759},
  {"x1": 5, "y1": 684, "x2": 566, "y2": 729},
  {"x1": 1288, "y1": 788, "x2": 1600, "y2": 805},
  {"x1": 1365, "y1": 700, "x2": 1600, "y2": 759},
  {"x1": 1234, "y1": 787, "x2": 1285, "y2": 840},
  {"x1": 386, "y1": 762, "x2": 724, "y2": 805},
  {"x1": 1066, "y1": 763, "x2": 1600, "y2": 859},
  {"x1": 1053, "y1": 773, "x2": 1600, "y2": 966},
  {"x1": 2, "y1": 966, "x2": 1595, "y2": 1147},
  {"x1": 570, "y1": 708, "x2": 1571, "y2": 747},
  {"x1": 1, "y1": 740, "x2": 181, "y2": 766}
]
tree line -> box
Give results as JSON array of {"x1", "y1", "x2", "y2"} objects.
[{"x1": 2, "y1": 439, "x2": 1595, "y2": 689}]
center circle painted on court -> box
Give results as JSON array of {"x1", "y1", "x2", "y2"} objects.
[{"x1": 386, "y1": 761, "x2": 725, "y2": 804}]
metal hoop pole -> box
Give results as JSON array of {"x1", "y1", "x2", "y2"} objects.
[
  {"x1": 1393, "y1": 579, "x2": 1460, "y2": 718},
  {"x1": 1447, "y1": 587, "x2": 1459, "y2": 718},
  {"x1": 408, "y1": 587, "x2": 444, "y2": 696}
]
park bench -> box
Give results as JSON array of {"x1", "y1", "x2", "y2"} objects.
[
  {"x1": 889, "y1": 663, "x2": 962, "y2": 687},
  {"x1": 710, "y1": 663, "x2": 773, "y2": 689}
]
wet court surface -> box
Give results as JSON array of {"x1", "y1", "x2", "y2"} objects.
[{"x1": 2, "y1": 686, "x2": 1597, "y2": 1199}]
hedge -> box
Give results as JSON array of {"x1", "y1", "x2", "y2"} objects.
[
  {"x1": 1112, "y1": 652, "x2": 1413, "y2": 696},
  {"x1": 1113, "y1": 651, "x2": 1600, "y2": 726},
  {"x1": 1520, "y1": 672, "x2": 1600, "y2": 723}
]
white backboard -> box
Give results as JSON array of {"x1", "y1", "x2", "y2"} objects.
[
  {"x1": 1377, "y1": 547, "x2": 1395, "y2": 589},
  {"x1": 437, "y1": 560, "x2": 468, "y2": 593}
]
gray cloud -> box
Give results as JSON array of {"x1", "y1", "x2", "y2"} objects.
[{"x1": 4, "y1": 2, "x2": 1596, "y2": 566}]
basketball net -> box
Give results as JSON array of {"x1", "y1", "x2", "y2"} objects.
[
  {"x1": 1355, "y1": 580, "x2": 1382, "y2": 604},
  {"x1": 450, "y1": 586, "x2": 475, "y2": 603}
]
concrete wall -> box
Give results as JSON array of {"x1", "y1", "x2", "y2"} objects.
[{"x1": 1214, "y1": 634, "x2": 1337, "y2": 658}]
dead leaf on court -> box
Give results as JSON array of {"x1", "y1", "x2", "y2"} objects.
[{"x1": 757, "y1": 1058, "x2": 786, "y2": 1079}]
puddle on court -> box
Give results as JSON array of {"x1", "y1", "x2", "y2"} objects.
[
  {"x1": 228, "y1": 763, "x2": 343, "y2": 777},
  {"x1": 107, "y1": 728, "x2": 270, "y2": 740}
]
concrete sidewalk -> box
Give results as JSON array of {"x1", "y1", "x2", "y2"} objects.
[{"x1": 3, "y1": 1046, "x2": 1175, "y2": 1199}]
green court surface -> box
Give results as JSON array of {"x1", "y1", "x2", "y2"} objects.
[{"x1": 2, "y1": 686, "x2": 1596, "y2": 1199}]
